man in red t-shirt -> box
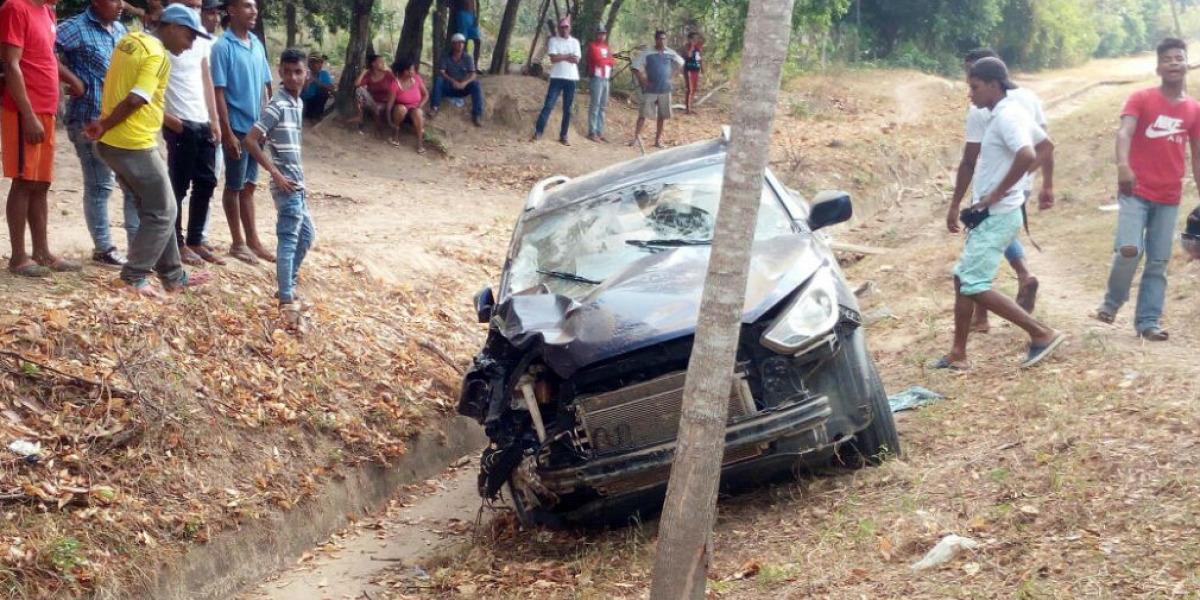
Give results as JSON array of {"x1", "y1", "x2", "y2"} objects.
[
  {"x1": 585, "y1": 25, "x2": 614, "y2": 142},
  {"x1": 1096, "y1": 37, "x2": 1200, "y2": 341},
  {"x1": 1, "y1": 0, "x2": 83, "y2": 277}
]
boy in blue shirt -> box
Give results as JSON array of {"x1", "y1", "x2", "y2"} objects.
[{"x1": 245, "y1": 48, "x2": 313, "y2": 331}]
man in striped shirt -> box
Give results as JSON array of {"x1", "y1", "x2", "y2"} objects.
[{"x1": 245, "y1": 47, "x2": 313, "y2": 331}]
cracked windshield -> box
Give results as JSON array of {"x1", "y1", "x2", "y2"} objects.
[{"x1": 507, "y1": 164, "x2": 797, "y2": 297}]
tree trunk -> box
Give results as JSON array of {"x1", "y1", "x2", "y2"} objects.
[
  {"x1": 336, "y1": 0, "x2": 375, "y2": 117},
  {"x1": 431, "y1": 0, "x2": 450, "y2": 73},
  {"x1": 524, "y1": 0, "x2": 551, "y2": 74},
  {"x1": 254, "y1": 0, "x2": 268, "y2": 52},
  {"x1": 1169, "y1": 0, "x2": 1183, "y2": 39},
  {"x1": 285, "y1": 1, "x2": 298, "y2": 48},
  {"x1": 488, "y1": 0, "x2": 522, "y2": 74},
  {"x1": 602, "y1": 0, "x2": 623, "y2": 38},
  {"x1": 647, "y1": 0, "x2": 796, "y2": 596},
  {"x1": 395, "y1": 0, "x2": 436, "y2": 73}
]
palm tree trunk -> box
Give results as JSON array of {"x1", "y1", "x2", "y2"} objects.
[{"x1": 647, "y1": 0, "x2": 797, "y2": 596}]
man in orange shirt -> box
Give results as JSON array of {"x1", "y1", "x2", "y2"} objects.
[{"x1": 1, "y1": 0, "x2": 85, "y2": 277}]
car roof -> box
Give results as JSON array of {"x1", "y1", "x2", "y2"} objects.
[{"x1": 531, "y1": 138, "x2": 728, "y2": 218}]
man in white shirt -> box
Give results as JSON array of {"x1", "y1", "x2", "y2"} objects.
[
  {"x1": 163, "y1": 0, "x2": 223, "y2": 265},
  {"x1": 948, "y1": 48, "x2": 1054, "y2": 332},
  {"x1": 934, "y1": 57, "x2": 1064, "y2": 370},
  {"x1": 531, "y1": 16, "x2": 581, "y2": 145}
]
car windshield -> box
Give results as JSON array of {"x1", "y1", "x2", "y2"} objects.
[{"x1": 506, "y1": 164, "x2": 797, "y2": 298}]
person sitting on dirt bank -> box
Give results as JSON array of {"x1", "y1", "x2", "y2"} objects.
[
  {"x1": 352, "y1": 52, "x2": 405, "y2": 143},
  {"x1": 1094, "y1": 37, "x2": 1200, "y2": 342},
  {"x1": 391, "y1": 57, "x2": 429, "y2": 154},
  {"x1": 948, "y1": 48, "x2": 1050, "y2": 333},
  {"x1": 430, "y1": 33, "x2": 483, "y2": 127},
  {"x1": 245, "y1": 48, "x2": 315, "y2": 332},
  {"x1": 301, "y1": 51, "x2": 335, "y2": 122},
  {"x1": 629, "y1": 30, "x2": 683, "y2": 149},
  {"x1": 85, "y1": 4, "x2": 216, "y2": 298},
  {"x1": 933, "y1": 57, "x2": 1064, "y2": 370}
]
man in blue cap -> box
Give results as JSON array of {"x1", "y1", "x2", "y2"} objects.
[{"x1": 85, "y1": 4, "x2": 216, "y2": 298}]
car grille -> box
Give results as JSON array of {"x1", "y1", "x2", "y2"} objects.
[
  {"x1": 575, "y1": 370, "x2": 756, "y2": 457},
  {"x1": 595, "y1": 444, "x2": 765, "y2": 496}
]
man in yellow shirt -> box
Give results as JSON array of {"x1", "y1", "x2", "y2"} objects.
[{"x1": 85, "y1": 4, "x2": 213, "y2": 297}]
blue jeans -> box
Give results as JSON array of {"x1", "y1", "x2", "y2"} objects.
[
  {"x1": 430, "y1": 77, "x2": 483, "y2": 117},
  {"x1": 588, "y1": 76, "x2": 609, "y2": 137},
  {"x1": 1101, "y1": 193, "x2": 1178, "y2": 333},
  {"x1": 274, "y1": 189, "x2": 315, "y2": 303},
  {"x1": 535, "y1": 78, "x2": 577, "y2": 139},
  {"x1": 67, "y1": 121, "x2": 139, "y2": 253}
]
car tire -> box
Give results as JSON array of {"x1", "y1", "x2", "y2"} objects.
[
  {"x1": 506, "y1": 479, "x2": 566, "y2": 529},
  {"x1": 816, "y1": 328, "x2": 901, "y2": 466}
]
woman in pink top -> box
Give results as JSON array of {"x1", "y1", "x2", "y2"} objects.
[
  {"x1": 391, "y1": 57, "x2": 429, "y2": 154},
  {"x1": 353, "y1": 53, "x2": 404, "y2": 144}
]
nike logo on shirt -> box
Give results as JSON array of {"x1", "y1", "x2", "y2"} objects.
[{"x1": 1146, "y1": 115, "x2": 1186, "y2": 139}]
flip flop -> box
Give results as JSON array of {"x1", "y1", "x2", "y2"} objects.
[
  {"x1": 39, "y1": 257, "x2": 82, "y2": 272},
  {"x1": 122, "y1": 278, "x2": 167, "y2": 299},
  {"x1": 229, "y1": 245, "x2": 259, "y2": 264},
  {"x1": 8, "y1": 262, "x2": 51, "y2": 278},
  {"x1": 416, "y1": 146, "x2": 426, "y2": 154},
  {"x1": 653, "y1": 141, "x2": 666, "y2": 149},
  {"x1": 188, "y1": 245, "x2": 227, "y2": 265},
  {"x1": 251, "y1": 247, "x2": 277, "y2": 263},
  {"x1": 559, "y1": 138, "x2": 571, "y2": 146},
  {"x1": 165, "y1": 270, "x2": 215, "y2": 293},
  {"x1": 180, "y1": 246, "x2": 204, "y2": 266},
  {"x1": 1016, "y1": 277, "x2": 1039, "y2": 313},
  {"x1": 1139, "y1": 327, "x2": 1169, "y2": 341},
  {"x1": 929, "y1": 356, "x2": 970, "y2": 371},
  {"x1": 1021, "y1": 332, "x2": 1066, "y2": 369}
]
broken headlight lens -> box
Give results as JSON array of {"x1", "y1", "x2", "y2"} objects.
[{"x1": 761, "y1": 267, "x2": 839, "y2": 354}]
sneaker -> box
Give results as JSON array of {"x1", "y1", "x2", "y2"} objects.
[
  {"x1": 473, "y1": 114, "x2": 482, "y2": 127},
  {"x1": 92, "y1": 247, "x2": 126, "y2": 267}
]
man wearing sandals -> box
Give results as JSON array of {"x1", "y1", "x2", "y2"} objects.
[
  {"x1": 950, "y1": 48, "x2": 1049, "y2": 333},
  {"x1": 163, "y1": 0, "x2": 223, "y2": 267},
  {"x1": 1095, "y1": 38, "x2": 1200, "y2": 342},
  {"x1": 1, "y1": 0, "x2": 83, "y2": 277},
  {"x1": 85, "y1": 4, "x2": 214, "y2": 297},
  {"x1": 629, "y1": 30, "x2": 683, "y2": 150},
  {"x1": 934, "y1": 58, "x2": 1064, "y2": 370},
  {"x1": 245, "y1": 48, "x2": 314, "y2": 331}
]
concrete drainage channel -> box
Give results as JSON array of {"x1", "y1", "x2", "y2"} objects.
[{"x1": 120, "y1": 417, "x2": 486, "y2": 600}]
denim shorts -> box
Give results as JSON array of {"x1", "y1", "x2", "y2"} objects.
[
  {"x1": 223, "y1": 130, "x2": 259, "y2": 191},
  {"x1": 954, "y1": 209, "x2": 1023, "y2": 295}
]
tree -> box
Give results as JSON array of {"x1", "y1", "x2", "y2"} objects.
[
  {"x1": 647, "y1": 0, "x2": 795, "y2": 596},
  {"x1": 336, "y1": 0, "x2": 375, "y2": 117},
  {"x1": 395, "y1": 0, "x2": 437, "y2": 71},
  {"x1": 490, "y1": 0, "x2": 524, "y2": 73}
]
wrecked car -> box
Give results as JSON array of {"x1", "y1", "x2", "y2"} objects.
[{"x1": 458, "y1": 135, "x2": 899, "y2": 526}]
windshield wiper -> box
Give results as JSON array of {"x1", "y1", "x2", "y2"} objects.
[
  {"x1": 625, "y1": 238, "x2": 713, "y2": 248},
  {"x1": 536, "y1": 269, "x2": 603, "y2": 285}
]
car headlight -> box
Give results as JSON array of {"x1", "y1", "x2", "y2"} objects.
[{"x1": 761, "y1": 267, "x2": 839, "y2": 354}]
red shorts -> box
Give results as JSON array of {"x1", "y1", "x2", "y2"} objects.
[
  {"x1": 1, "y1": 107, "x2": 55, "y2": 182},
  {"x1": 686, "y1": 70, "x2": 700, "y2": 92}
]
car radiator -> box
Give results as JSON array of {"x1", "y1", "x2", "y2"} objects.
[{"x1": 574, "y1": 369, "x2": 757, "y2": 457}]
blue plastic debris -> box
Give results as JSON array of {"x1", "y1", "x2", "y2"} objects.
[{"x1": 887, "y1": 386, "x2": 944, "y2": 413}]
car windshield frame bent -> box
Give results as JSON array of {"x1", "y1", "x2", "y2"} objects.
[{"x1": 502, "y1": 163, "x2": 799, "y2": 300}]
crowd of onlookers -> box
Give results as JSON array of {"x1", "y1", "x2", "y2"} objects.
[{"x1": 1, "y1": 0, "x2": 710, "y2": 332}]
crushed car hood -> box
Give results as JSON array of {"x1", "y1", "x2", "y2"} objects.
[{"x1": 494, "y1": 235, "x2": 825, "y2": 377}]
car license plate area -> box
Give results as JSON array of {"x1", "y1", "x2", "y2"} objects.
[{"x1": 575, "y1": 370, "x2": 756, "y2": 457}]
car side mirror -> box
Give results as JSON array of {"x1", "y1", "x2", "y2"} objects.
[
  {"x1": 474, "y1": 287, "x2": 495, "y2": 323},
  {"x1": 808, "y1": 190, "x2": 853, "y2": 231}
]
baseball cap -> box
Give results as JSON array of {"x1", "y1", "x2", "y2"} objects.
[
  {"x1": 451, "y1": 33, "x2": 466, "y2": 43},
  {"x1": 201, "y1": 0, "x2": 222, "y2": 9},
  {"x1": 159, "y1": 4, "x2": 212, "y2": 39},
  {"x1": 558, "y1": 16, "x2": 571, "y2": 27},
  {"x1": 969, "y1": 57, "x2": 1016, "y2": 90},
  {"x1": 596, "y1": 24, "x2": 606, "y2": 33}
]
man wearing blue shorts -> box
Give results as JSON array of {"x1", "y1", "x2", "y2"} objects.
[
  {"x1": 950, "y1": 48, "x2": 1052, "y2": 332},
  {"x1": 455, "y1": 0, "x2": 481, "y2": 68},
  {"x1": 935, "y1": 58, "x2": 1064, "y2": 370},
  {"x1": 211, "y1": 0, "x2": 273, "y2": 263}
]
